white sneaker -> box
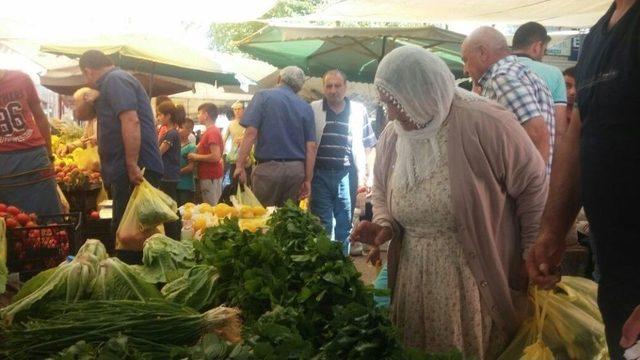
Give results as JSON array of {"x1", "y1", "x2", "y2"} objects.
[{"x1": 350, "y1": 242, "x2": 363, "y2": 256}]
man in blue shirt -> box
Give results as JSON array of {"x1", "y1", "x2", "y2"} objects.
[
  {"x1": 234, "y1": 66, "x2": 316, "y2": 207},
  {"x1": 512, "y1": 22, "x2": 569, "y2": 144},
  {"x1": 79, "y1": 50, "x2": 163, "y2": 264}
]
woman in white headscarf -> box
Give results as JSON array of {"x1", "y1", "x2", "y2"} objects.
[{"x1": 351, "y1": 46, "x2": 548, "y2": 359}]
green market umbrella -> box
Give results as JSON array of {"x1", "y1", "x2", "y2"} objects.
[
  {"x1": 236, "y1": 24, "x2": 465, "y2": 82},
  {"x1": 41, "y1": 34, "x2": 239, "y2": 87}
]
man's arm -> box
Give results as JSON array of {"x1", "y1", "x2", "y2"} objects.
[
  {"x1": 521, "y1": 116, "x2": 550, "y2": 164},
  {"x1": 554, "y1": 105, "x2": 568, "y2": 147},
  {"x1": 30, "y1": 96, "x2": 52, "y2": 157},
  {"x1": 527, "y1": 108, "x2": 583, "y2": 288},
  {"x1": 621, "y1": 305, "x2": 640, "y2": 348},
  {"x1": 192, "y1": 144, "x2": 221, "y2": 163},
  {"x1": 119, "y1": 110, "x2": 143, "y2": 184},
  {"x1": 299, "y1": 141, "x2": 317, "y2": 199},
  {"x1": 235, "y1": 127, "x2": 257, "y2": 169}
]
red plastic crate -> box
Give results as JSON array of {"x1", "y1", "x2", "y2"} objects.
[{"x1": 6, "y1": 213, "x2": 81, "y2": 275}]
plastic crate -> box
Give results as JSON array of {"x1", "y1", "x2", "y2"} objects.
[
  {"x1": 62, "y1": 183, "x2": 102, "y2": 214},
  {"x1": 6, "y1": 213, "x2": 81, "y2": 276}
]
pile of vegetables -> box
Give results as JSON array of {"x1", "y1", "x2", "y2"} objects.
[
  {"x1": 1, "y1": 203, "x2": 461, "y2": 359},
  {"x1": 133, "y1": 234, "x2": 196, "y2": 284},
  {"x1": 2, "y1": 300, "x2": 241, "y2": 359},
  {"x1": 193, "y1": 202, "x2": 460, "y2": 359}
]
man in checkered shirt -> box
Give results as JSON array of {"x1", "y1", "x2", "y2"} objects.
[{"x1": 462, "y1": 26, "x2": 555, "y2": 175}]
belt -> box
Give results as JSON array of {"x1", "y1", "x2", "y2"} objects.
[{"x1": 255, "y1": 158, "x2": 304, "y2": 164}]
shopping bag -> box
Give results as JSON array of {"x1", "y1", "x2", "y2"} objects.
[
  {"x1": 73, "y1": 145, "x2": 100, "y2": 172},
  {"x1": 96, "y1": 184, "x2": 109, "y2": 204},
  {"x1": 232, "y1": 184, "x2": 262, "y2": 208},
  {"x1": 116, "y1": 178, "x2": 178, "y2": 251},
  {"x1": 498, "y1": 276, "x2": 608, "y2": 360},
  {"x1": 232, "y1": 185, "x2": 267, "y2": 232},
  {"x1": 56, "y1": 184, "x2": 70, "y2": 213}
]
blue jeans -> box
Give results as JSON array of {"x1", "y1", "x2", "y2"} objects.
[
  {"x1": 349, "y1": 164, "x2": 358, "y2": 216},
  {"x1": 310, "y1": 168, "x2": 351, "y2": 255},
  {"x1": 0, "y1": 146, "x2": 62, "y2": 215}
]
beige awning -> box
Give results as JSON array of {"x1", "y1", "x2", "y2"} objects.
[{"x1": 304, "y1": 0, "x2": 611, "y2": 27}]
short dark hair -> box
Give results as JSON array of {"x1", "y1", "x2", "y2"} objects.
[
  {"x1": 322, "y1": 69, "x2": 347, "y2": 83},
  {"x1": 155, "y1": 96, "x2": 171, "y2": 108},
  {"x1": 182, "y1": 118, "x2": 194, "y2": 130},
  {"x1": 197, "y1": 103, "x2": 218, "y2": 120},
  {"x1": 512, "y1": 22, "x2": 551, "y2": 50},
  {"x1": 79, "y1": 50, "x2": 114, "y2": 70},
  {"x1": 563, "y1": 66, "x2": 576, "y2": 78},
  {"x1": 157, "y1": 101, "x2": 184, "y2": 126}
]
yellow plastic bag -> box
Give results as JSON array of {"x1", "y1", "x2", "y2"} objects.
[
  {"x1": 232, "y1": 185, "x2": 262, "y2": 208},
  {"x1": 74, "y1": 145, "x2": 100, "y2": 172},
  {"x1": 56, "y1": 184, "x2": 70, "y2": 213},
  {"x1": 232, "y1": 185, "x2": 268, "y2": 232},
  {"x1": 116, "y1": 178, "x2": 178, "y2": 251},
  {"x1": 96, "y1": 184, "x2": 109, "y2": 204},
  {"x1": 498, "y1": 276, "x2": 608, "y2": 360}
]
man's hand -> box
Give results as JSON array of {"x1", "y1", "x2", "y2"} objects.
[
  {"x1": 621, "y1": 305, "x2": 640, "y2": 348},
  {"x1": 526, "y1": 235, "x2": 566, "y2": 289},
  {"x1": 127, "y1": 164, "x2": 144, "y2": 185},
  {"x1": 233, "y1": 166, "x2": 247, "y2": 184},
  {"x1": 299, "y1": 180, "x2": 311, "y2": 199}
]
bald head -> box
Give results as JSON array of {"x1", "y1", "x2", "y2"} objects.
[
  {"x1": 463, "y1": 26, "x2": 509, "y2": 55},
  {"x1": 461, "y1": 26, "x2": 510, "y2": 84}
]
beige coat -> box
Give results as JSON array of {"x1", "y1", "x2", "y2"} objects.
[{"x1": 372, "y1": 94, "x2": 548, "y2": 337}]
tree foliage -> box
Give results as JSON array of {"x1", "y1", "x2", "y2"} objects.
[{"x1": 208, "y1": 0, "x2": 327, "y2": 53}]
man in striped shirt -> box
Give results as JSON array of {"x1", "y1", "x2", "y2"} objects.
[
  {"x1": 310, "y1": 69, "x2": 375, "y2": 255},
  {"x1": 462, "y1": 26, "x2": 555, "y2": 175}
]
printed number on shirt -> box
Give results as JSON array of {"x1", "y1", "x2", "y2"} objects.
[{"x1": 0, "y1": 102, "x2": 27, "y2": 136}]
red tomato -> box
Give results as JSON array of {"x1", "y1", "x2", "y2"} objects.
[
  {"x1": 5, "y1": 217, "x2": 19, "y2": 228},
  {"x1": 0, "y1": 211, "x2": 7, "y2": 218},
  {"x1": 0, "y1": 203, "x2": 6, "y2": 212},
  {"x1": 7, "y1": 206, "x2": 20, "y2": 216},
  {"x1": 89, "y1": 211, "x2": 100, "y2": 220},
  {"x1": 16, "y1": 213, "x2": 30, "y2": 226},
  {"x1": 25, "y1": 221, "x2": 37, "y2": 228}
]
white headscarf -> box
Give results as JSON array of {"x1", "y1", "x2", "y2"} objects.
[{"x1": 374, "y1": 46, "x2": 456, "y2": 190}]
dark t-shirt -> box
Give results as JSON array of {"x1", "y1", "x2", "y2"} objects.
[
  {"x1": 160, "y1": 128, "x2": 180, "y2": 182},
  {"x1": 94, "y1": 68, "x2": 163, "y2": 185},
  {"x1": 576, "y1": 2, "x2": 640, "y2": 280}
]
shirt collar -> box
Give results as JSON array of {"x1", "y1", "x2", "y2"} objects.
[
  {"x1": 322, "y1": 97, "x2": 350, "y2": 113},
  {"x1": 96, "y1": 67, "x2": 118, "y2": 88},
  {"x1": 478, "y1": 55, "x2": 518, "y2": 87}
]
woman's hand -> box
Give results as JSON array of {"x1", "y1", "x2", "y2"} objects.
[{"x1": 350, "y1": 221, "x2": 391, "y2": 265}]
